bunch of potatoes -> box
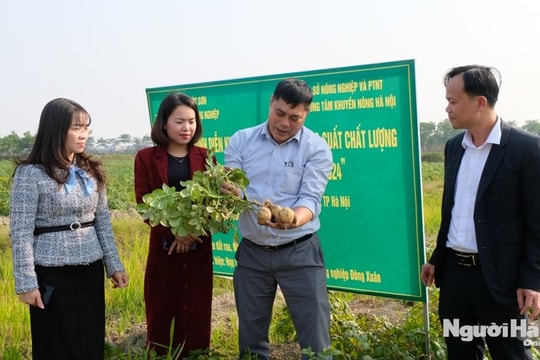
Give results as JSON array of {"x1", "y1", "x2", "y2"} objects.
[{"x1": 256, "y1": 199, "x2": 295, "y2": 226}]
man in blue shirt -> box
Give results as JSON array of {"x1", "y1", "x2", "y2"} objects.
[{"x1": 223, "y1": 78, "x2": 333, "y2": 359}]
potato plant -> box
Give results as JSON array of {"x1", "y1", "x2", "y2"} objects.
[{"x1": 136, "y1": 150, "x2": 254, "y2": 237}]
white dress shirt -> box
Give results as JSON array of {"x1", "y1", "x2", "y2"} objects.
[{"x1": 446, "y1": 117, "x2": 502, "y2": 253}]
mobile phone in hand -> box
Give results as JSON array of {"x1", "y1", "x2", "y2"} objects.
[{"x1": 39, "y1": 283, "x2": 54, "y2": 305}]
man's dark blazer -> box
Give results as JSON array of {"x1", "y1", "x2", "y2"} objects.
[{"x1": 429, "y1": 121, "x2": 540, "y2": 308}]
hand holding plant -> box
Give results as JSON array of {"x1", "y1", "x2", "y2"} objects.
[{"x1": 136, "y1": 149, "x2": 253, "y2": 237}]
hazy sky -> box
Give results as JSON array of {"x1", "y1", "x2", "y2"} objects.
[{"x1": 2, "y1": 0, "x2": 539, "y2": 139}]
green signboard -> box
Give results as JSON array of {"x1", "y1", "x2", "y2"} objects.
[{"x1": 146, "y1": 59, "x2": 426, "y2": 302}]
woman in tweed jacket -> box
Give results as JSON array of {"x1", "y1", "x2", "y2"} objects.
[{"x1": 10, "y1": 98, "x2": 129, "y2": 360}]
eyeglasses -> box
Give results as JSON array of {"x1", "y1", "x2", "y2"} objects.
[{"x1": 70, "y1": 125, "x2": 92, "y2": 135}]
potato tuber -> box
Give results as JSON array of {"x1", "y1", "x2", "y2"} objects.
[
  {"x1": 269, "y1": 204, "x2": 282, "y2": 221},
  {"x1": 278, "y1": 207, "x2": 295, "y2": 224},
  {"x1": 256, "y1": 206, "x2": 272, "y2": 225}
]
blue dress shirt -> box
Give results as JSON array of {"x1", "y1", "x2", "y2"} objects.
[{"x1": 224, "y1": 121, "x2": 333, "y2": 245}]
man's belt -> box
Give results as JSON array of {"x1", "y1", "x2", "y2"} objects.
[
  {"x1": 34, "y1": 220, "x2": 95, "y2": 235},
  {"x1": 244, "y1": 233, "x2": 313, "y2": 251},
  {"x1": 448, "y1": 248, "x2": 479, "y2": 266}
]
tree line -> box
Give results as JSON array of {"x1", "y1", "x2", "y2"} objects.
[
  {"x1": 419, "y1": 119, "x2": 540, "y2": 152},
  {"x1": 0, "y1": 132, "x2": 154, "y2": 159},
  {"x1": 1, "y1": 119, "x2": 540, "y2": 158}
]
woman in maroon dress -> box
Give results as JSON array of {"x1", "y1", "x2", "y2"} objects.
[{"x1": 134, "y1": 93, "x2": 213, "y2": 357}]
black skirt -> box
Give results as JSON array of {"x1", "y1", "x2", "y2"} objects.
[{"x1": 30, "y1": 260, "x2": 105, "y2": 360}]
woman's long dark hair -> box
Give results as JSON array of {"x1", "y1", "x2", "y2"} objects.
[
  {"x1": 150, "y1": 92, "x2": 203, "y2": 147},
  {"x1": 14, "y1": 98, "x2": 106, "y2": 190}
]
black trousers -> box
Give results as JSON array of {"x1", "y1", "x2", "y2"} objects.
[
  {"x1": 438, "y1": 254, "x2": 531, "y2": 360},
  {"x1": 30, "y1": 260, "x2": 105, "y2": 360}
]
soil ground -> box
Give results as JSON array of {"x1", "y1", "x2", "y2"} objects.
[{"x1": 107, "y1": 288, "x2": 409, "y2": 359}]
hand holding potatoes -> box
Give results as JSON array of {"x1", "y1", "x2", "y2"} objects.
[{"x1": 256, "y1": 199, "x2": 297, "y2": 229}]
